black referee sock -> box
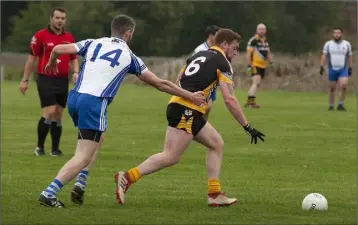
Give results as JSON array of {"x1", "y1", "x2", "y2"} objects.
[
  {"x1": 51, "y1": 121, "x2": 62, "y2": 151},
  {"x1": 37, "y1": 117, "x2": 51, "y2": 149}
]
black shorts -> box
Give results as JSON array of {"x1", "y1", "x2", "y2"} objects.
[
  {"x1": 36, "y1": 74, "x2": 69, "y2": 108},
  {"x1": 251, "y1": 67, "x2": 266, "y2": 78},
  {"x1": 166, "y1": 103, "x2": 207, "y2": 136}
]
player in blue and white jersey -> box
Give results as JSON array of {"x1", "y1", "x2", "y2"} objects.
[
  {"x1": 320, "y1": 27, "x2": 353, "y2": 111},
  {"x1": 37, "y1": 15, "x2": 205, "y2": 208},
  {"x1": 191, "y1": 25, "x2": 220, "y2": 56}
]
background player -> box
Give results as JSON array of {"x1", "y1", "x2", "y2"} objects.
[
  {"x1": 37, "y1": 14, "x2": 205, "y2": 208},
  {"x1": 115, "y1": 29, "x2": 265, "y2": 207},
  {"x1": 176, "y1": 25, "x2": 220, "y2": 120},
  {"x1": 245, "y1": 23, "x2": 273, "y2": 108},
  {"x1": 320, "y1": 27, "x2": 353, "y2": 111},
  {"x1": 19, "y1": 7, "x2": 79, "y2": 157},
  {"x1": 192, "y1": 25, "x2": 221, "y2": 56}
]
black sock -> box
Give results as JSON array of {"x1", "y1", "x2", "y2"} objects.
[
  {"x1": 247, "y1": 96, "x2": 256, "y2": 104},
  {"x1": 51, "y1": 121, "x2": 62, "y2": 151},
  {"x1": 37, "y1": 117, "x2": 51, "y2": 149}
]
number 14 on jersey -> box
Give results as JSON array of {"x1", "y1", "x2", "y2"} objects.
[{"x1": 90, "y1": 43, "x2": 123, "y2": 68}]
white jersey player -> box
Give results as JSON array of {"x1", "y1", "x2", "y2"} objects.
[
  {"x1": 191, "y1": 25, "x2": 220, "y2": 56},
  {"x1": 37, "y1": 15, "x2": 205, "y2": 208},
  {"x1": 192, "y1": 41, "x2": 210, "y2": 55},
  {"x1": 320, "y1": 27, "x2": 353, "y2": 111}
]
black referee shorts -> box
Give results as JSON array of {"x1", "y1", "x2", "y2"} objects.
[{"x1": 36, "y1": 74, "x2": 69, "y2": 108}]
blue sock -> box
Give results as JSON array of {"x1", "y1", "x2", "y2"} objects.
[
  {"x1": 329, "y1": 103, "x2": 334, "y2": 107},
  {"x1": 338, "y1": 101, "x2": 344, "y2": 105},
  {"x1": 44, "y1": 179, "x2": 63, "y2": 198},
  {"x1": 75, "y1": 170, "x2": 89, "y2": 190}
]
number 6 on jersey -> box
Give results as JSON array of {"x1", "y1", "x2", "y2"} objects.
[{"x1": 184, "y1": 56, "x2": 206, "y2": 76}]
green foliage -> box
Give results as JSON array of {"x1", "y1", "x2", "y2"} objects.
[
  {"x1": 4, "y1": 1, "x2": 348, "y2": 56},
  {"x1": 4, "y1": 2, "x2": 55, "y2": 52}
]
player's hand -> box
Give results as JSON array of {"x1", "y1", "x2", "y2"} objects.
[
  {"x1": 18, "y1": 79, "x2": 29, "y2": 95},
  {"x1": 44, "y1": 61, "x2": 59, "y2": 75},
  {"x1": 243, "y1": 124, "x2": 265, "y2": 144},
  {"x1": 247, "y1": 65, "x2": 252, "y2": 76},
  {"x1": 72, "y1": 72, "x2": 79, "y2": 84},
  {"x1": 348, "y1": 67, "x2": 352, "y2": 76},
  {"x1": 319, "y1": 66, "x2": 324, "y2": 76},
  {"x1": 191, "y1": 91, "x2": 205, "y2": 106}
]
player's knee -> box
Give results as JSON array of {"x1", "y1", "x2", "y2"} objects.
[
  {"x1": 49, "y1": 108, "x2": 57, "y2": 117},
  {"x1": 214, "y1": 138, "x2": 224, "y2": 153},
  {"x1": 78, "y1": 156, "x2": 92, "y2": 168},
  {"x1": 340, "y1": 84, "x2": 347, "y2": 90},
  {"x1": 209, "y1": 137, "x2": 224, "y2": 154},
  {"x1": 162, "y1": 152, "x2": 180, "y2": 167},
  {"x1": 329, "y1": 87, "x2": 336, "y2": 92},
  {"x1": 71, "y1": 153, "x2": 92, "y2": 168},
  {"x1": 251, "y1": 83, "x2": 260, "y2": 89},
  {"x1": 55, "y1": 111, "x2": 63, "y2": 121}
]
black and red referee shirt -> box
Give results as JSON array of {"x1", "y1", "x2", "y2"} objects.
[{"x1": 29, "y1": 25, "x2": 77, "y2": 77}]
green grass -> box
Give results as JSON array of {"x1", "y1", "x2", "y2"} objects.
[{"x1": 1, "y1": 80, "x2": 356, "y2": 224}]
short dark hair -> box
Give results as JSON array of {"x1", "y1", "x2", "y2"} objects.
[
  {"x1": 205, "y1": 25, "x2": 220, "y2": 37},
  {"x1": 111, "y1": 15, "x2": 136, "y2": 37},
  {"x1": 214, "y1": 28, "x2": 241, "y2": 46},
  {"x1": 333, "y1": 27, "x2": 343, "y2": 32},
  {"x1": 51, "y1": 7, "x2": 66, "y2": 17}
]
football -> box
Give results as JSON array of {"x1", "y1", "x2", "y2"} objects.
[{"x1": 302, "y1": 193, "x2": 328, "y2": 211}]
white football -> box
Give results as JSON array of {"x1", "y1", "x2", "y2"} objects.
[{"x1": 302, "y1": 193, "x2": 328, "y2": 211}]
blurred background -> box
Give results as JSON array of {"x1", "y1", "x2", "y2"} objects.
[{"x1": 1, "y1": 1, "x2": 357, "y2": 92}]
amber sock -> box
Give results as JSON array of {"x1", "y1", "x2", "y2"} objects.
[
  {"x1": 126, "y1": 167, "x2": 142, "y2": 184},
  {"x1": 208, "y1": 178, "x2": 221, "y2": 196}
]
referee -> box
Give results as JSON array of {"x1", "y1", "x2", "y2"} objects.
[{"x1": 19, "y1": 7, "x2": 79, "y2": 156}]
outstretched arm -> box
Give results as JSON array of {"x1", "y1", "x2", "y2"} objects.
[
  {"x1": 220, "y1": 80, "x2": 265, "y2": 144},
  {"x1": 49, "y1": 44, "x2": 78, "y2": 65},
  {"x1": 138, "y1": 70, "x2": 205, "y2": 106}
]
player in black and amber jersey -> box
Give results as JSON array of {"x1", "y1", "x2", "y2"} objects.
[
  {"x1": 246, "y1": 23, "x2": 273, "y2": 108},
  {"x1": 175, "y1": 25, "x2": 221, "y2": 121},
  {"x1": 116, "y1": 29, "x2": 265, "y2": 207}
]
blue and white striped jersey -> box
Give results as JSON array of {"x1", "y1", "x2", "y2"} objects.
[{"x1": 73, "y1": 37, "x2": 147, "y2": 98}]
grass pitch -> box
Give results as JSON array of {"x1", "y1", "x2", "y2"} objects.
[{"x1": 1, "y1": 81, "x2": 356, "y2": 224}]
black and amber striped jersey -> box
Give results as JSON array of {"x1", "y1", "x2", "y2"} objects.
[
  {"x1": 247, "y1": 34, "x2": 269, "y2": 68},
  {"x1": 169, "y1": 46, "x2": 234, "y2": 114}
]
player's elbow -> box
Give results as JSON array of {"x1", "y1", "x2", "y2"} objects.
[
  {"x1": 52, "y1": 45, "x2": 62, "y2": 54},
  {"x1": 153, "y1": 79, "x2": 168, "y2": 91},
  {"x1": 53, "y1": 44, "x2": 74, "y2": 55},
  {"x1": 224, "y1": 95, "x2": 237, "y2": 106},
  {"x1": 26, "y1": 55, "x2": 36, "y2": 64}
]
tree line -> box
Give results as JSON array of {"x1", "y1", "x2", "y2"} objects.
[{"x1": 2, "y1": 1, "x2": 355, "y2": 57}]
